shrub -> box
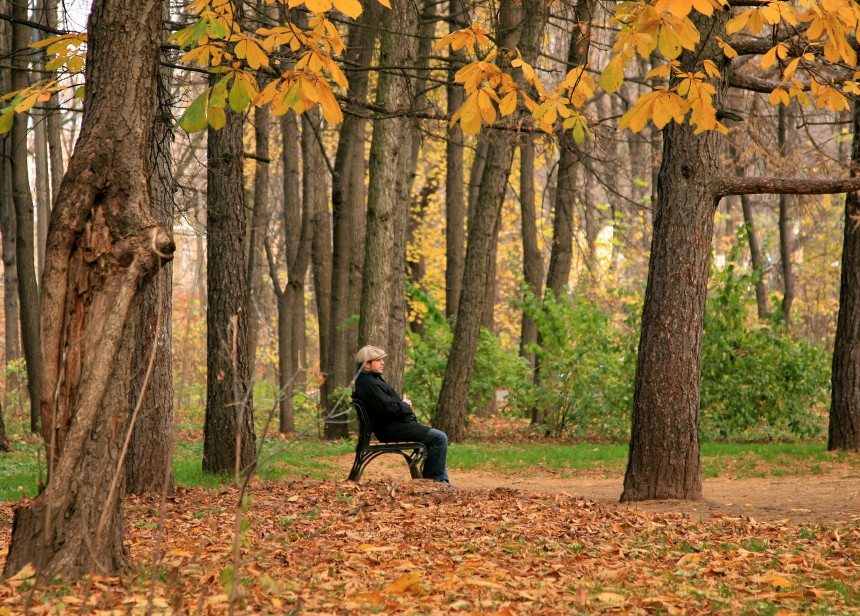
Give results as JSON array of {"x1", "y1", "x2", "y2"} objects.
[
  {"x1": 403, "y1": 283, "x2": 530, "y2": 425},
  {"x1": 513, "y1": 288, "x2": 637, "y2": 440},
  {"x1": 700, "y1": 243, "x2": 829, "y2": 441}
]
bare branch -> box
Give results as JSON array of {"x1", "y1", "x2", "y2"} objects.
[{"x1": 716, "y1": 175, "x2": 860, "y2": 197}]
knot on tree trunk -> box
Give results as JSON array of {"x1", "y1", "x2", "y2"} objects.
[{"x1": 110, "y1": 226, "x2": 175, "y2": 271}]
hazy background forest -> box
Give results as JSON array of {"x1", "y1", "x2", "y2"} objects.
[{"x1": 0, "y1": 0, "x2": 853, "y2": 447}]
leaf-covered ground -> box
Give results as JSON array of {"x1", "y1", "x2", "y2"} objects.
[{"x1": 1, "y1": 478, "x2": 858, "y2": 615}]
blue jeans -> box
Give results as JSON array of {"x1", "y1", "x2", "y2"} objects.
[{"x1": 421, "y1": 428, "x2": 450, "y2": 484}]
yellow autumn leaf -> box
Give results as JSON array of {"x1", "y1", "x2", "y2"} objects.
[
  {"x1": 716, "y1": 36, "x2": 738, "y2": 59},
  {"x1": 766, "y1": 575, "x2": 793, "y2": 588},
  {"x1": 769, "y1": 87, "x2": 789, "y2": 105},
  {"x1": 376, "y1": 0, "x2": 391, "y2": 8},
  {"x1": 383, "y1": 572, "x2": 421, "y2": 594},
  {"x1": 498, "y1": 91, "x2": 517, "y2": 116},
  {"x1": 318, "y1": 84, "x2": 343, "y2": 123},
  {"x1": 599, "y1": 54, "x2": 626, "y2": 93},
  {"x1": 331, "y1": 0, "x2": 362, "y2": 18},
  {"x1": 477, "y1": 89, "x2": 497, "y2": 126},
  {"x1": 595, "y1": 592, "x2": 626, "y2": 604}
]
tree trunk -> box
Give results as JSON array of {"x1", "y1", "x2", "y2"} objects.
[
  {"x1": 829, "y1": 101, "x2": 860, "y2": 451},
  {"x1": 777, "y1": 107, "x2": 794, "y2": 330},
  {"x1": 126, "y1": 65, "x2": 175, "y2": 496},
  {"x1": 0, "y1": 400, "x2": 8, "y2": 451},
  {"x1": 0, "y1": 4, "x2": 20, "y2": 389},
  {"x1": 0, "y1": 111, "x2": 22, "y2": 404},
  {"x1": 435, "y1": 0, "x2": 547, "y2": 441},
  {"x1": 444, "y1": 0, "x2": 468, "y2": 320},
  {"x1": 247, "y1": 104, "x2": 271, "y2": 369},
  {"x1": 4, "y1": 0, "x2": 173, "y2": 578},
  {"x1": 620, "y1": 12, "x2": 730, "y2": 502},
  {"x1": 322, "y1": 11, "x2": 376, "y2": 437},
  {"x1": 270, "y1": 111, "x2": 311, "y2": 434},
  {"x1": 203, "y1": 106, "x2": 255, "y2": 475},
  {"x1": 519, "y1": 136, "x2": 543, "y2": 373},
  {"x1": 304, "y1": 109, "x2": 331, "y2": 404},
  {"x1": 358, "y1": 0, "x2": 420, "y2": 349},
  {"x1": 740, "y1": 192, "x2": 768, "y2": 320},
  {"x1": 11, "y1": 0, "x2": 41, "y2": 434}
]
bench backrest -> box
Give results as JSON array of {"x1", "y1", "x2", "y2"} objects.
[{"x1": 351, "y1": 399, "x2": 374, "y2": 449}]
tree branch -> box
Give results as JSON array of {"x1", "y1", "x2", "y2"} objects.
[
  {"x1": 716, "y1": 176, "x2": 860, "y2": 198},
  {"x1": 0, "y1": 12, "x2": 68, "y2": 36}
]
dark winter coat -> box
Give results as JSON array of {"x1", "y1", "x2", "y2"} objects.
[{"x1": 353, "y1": 370, "x2": 432, "y2": 442}]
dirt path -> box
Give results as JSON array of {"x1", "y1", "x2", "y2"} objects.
[
  {"x1": 343, "y1": 456, "x2": 860, "y2": 524},
  {"x1": 451, "y1": 468, "x2": 860, "y2": 524}
]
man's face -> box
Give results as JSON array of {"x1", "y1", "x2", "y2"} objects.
[{"x1": 366, "y1": 358, "x2": 385, "y2": 373}]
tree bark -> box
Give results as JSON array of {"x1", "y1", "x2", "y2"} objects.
[
  {"x1": 11, "y1": 0, "x2": 41, "y2": 434},
  {"x1": 0, "y1": 400, "x2": 8, "y2": 451},
  {"x1": 358, "y1": 0, "x2": 420, "y2": 350},
  {"x1": 435, "y1": 0, "x2": 547, "y2": 441},
  {"x1": 322, "y1": 11, "x2": 376, "y2": 438},
  {"x1": 247, "y1": 104, "x2": 271, "y2": 369},
  {"x1": 305, "y1": 109, "x2": 331, "y2": 410},
  {"x1": 544, "y1": 3, "x2": 589, "y2": 293},
  {"x1": 4, "y1": 0, "x2": 173, "y2": 578},
  {"x1": 621, "y1": 12, "x2": 732, "y2": 502},
  {"x1": 829, "y1": 101, "x2": 860, "y2": 451},
  {"x1": 203, "y1": 106, "x2": 255, "y2": 475},
  {"x1": 126, "y1": 65, "x2": 175, "y2": 496},
  {"x1": 0, "y1": 2, "x2": 20, "y2": 388},
  {"x1": 519, "y1": 136, "x2": 543, "y2": 373},
  {"x1": 444, "y1": 0, "x2": 468, "y2": 320},
  {"x1": 777, "y1": 107, "x2": 794, "y2": 330}
]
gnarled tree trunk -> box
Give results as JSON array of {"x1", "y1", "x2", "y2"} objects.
[{"x1": 4, "y1": 0, "x2": 173, "y2": 578}]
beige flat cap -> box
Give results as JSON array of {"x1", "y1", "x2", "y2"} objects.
[{"x1": 355, "y1": 345, "x2": 387, "y2": 365}]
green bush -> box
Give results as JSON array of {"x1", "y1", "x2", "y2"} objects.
[
  {"x1": 403, "y1": 283, "x2": 530, "y2": 425},
  {"x1": 513, "y1": 288, "x2": 637, "y2": 440},
  {"x1": 700, "y1": 243, "x2": 829, "y2": 441}
]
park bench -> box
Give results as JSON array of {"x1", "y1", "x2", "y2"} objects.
[{"x1": 347, "y1": 399, "x2": 427, "y2": 482}]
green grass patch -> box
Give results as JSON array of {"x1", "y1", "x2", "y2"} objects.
[{"x1": 0, "y1": 434, "x2": 858, "y2": 502}]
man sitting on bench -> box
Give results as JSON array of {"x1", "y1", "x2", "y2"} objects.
[{"x1": 352, "y1": 345, "x2": 454, "y2": 487}]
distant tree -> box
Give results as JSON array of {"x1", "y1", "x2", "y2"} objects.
[
  {"x1": 435, "y1": 0, "x2": 549, "y2": 441},
  {"x1": 10, "y1": 0, "x2": 40, "y2": 433}
]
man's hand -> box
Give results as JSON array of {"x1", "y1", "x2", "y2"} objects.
[{"x1": 402, "y1": 396, "x2": 412, "y2": 407}]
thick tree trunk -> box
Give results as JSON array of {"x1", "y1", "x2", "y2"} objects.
[
  {"x1": 11, "y1": 0, "x2": 41, "y2": 434},
  {"x1": 519, "y1": 137, "x2": 543, "y2": 372},
  {"x1": 444, "y1": 0, "x2": 468, "y2": 319},
  {"x1": 126, "y1": 66, "x2": 175, "y2": 496},
  {"x1": 358, "y1": 0, "x2": 420, "y2": 348},
  {"x1": 322, "y1": 12, "x2": 375, "y2": 437},
  {"x1": 829, "y1": 101, "x2": 860, "y2": 451},
  {"x1": 203, "y1": 108, "x2": 255, "y2": 475},
  {"x1": 435, "y1": 0, "x2": 547, "y2": 441},
  {"x1": 621, "y1": 12, "x2": 731, "y2": 502},
  {"x1": 4, "y1": 0, "x2": 172, "y2": 578}
]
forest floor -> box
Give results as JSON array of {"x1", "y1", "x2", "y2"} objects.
[{"x1": 2, "y1": 460, "x2": 859, "y2": 614}]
